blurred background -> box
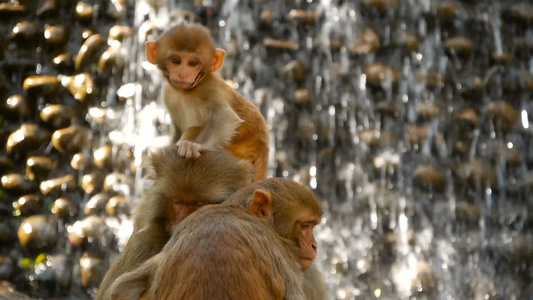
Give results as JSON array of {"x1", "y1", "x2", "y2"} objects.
[{"x1": 0, "y1": 0, "x2": 532, "y2": 299}]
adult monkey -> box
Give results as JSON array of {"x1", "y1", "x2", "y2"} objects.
[
  {"x1": 146, "y1": 22, "x2": 270, "y2": 180},
  {"x1": 95, "y1": 147, "x2": 254, "y2": 300},
  {"x1": 109, "y1": 178, "x2": 325, "y2": 300}
]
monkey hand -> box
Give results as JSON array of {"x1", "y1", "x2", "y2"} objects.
[{"x1": 177, "y1": 140, "x2": 203, "y2": 158}]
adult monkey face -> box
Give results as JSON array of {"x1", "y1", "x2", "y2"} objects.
[{"x1": 145, "y1": 23, "x2": 226, "y2": 90}]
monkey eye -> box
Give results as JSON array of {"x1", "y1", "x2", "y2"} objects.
[
  {"x1": 188, "y1": 60, "x2": 199, "y2": 67},
  {"x1": 300, "y1": 222, "x2": 311, "y2": 230},
  {"x1": 171, "y1": 57, "x2": 180, "y2": 65},
  {"x1": 168, "y1": 197, "x2": 181, "y2": 204}
]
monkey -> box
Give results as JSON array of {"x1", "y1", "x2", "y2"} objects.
[
  {"x1": 145, "y1": 22, "x2": 270, "y2": 180},
  {"x1": 94, "y1": 147, "x2": 254, "y2": 300},
  {"x1": 108, "y1": 178, "x2": 324, "y2": 300}
]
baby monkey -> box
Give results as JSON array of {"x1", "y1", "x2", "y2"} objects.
[{"x1": 146, "y1": 23, "x2": 269, "y2": 180}]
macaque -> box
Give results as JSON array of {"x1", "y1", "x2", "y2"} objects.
[
  {"x1": 95, "y1": 147, "x2": 254, "y2": 300},
  {"x1": 146, "y1": 23, "x2": 270, "y2": 180},
  {"x1": 109, "y1": 178, "x2": 324, "y2": 300}
]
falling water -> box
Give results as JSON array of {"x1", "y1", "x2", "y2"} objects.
[{"x1": 0, "y1": 0, "x2": 532, "y2": 299}]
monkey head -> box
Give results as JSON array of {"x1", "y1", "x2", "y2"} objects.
[
  {"x1": 145, "y1": 23, "x2": 226, "y2": 90},
  {"x1": 225, "y1": 178, "x2": 323, "y2": 270},
  {"x1": 147, "y1": 147, "x2": 254, "y2": 225}
]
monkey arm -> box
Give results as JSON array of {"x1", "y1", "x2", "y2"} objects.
[
  {"x1": 95, "y1": 223, "x2": 169, "y2": 300},
  {"x1": 109, "y1": 252, "x2": 163, "y2": 300},
  {"x1": 194, "y1": 105, "x2": 243, "y2": 150}
]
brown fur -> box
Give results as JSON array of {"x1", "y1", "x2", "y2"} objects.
[
  {"x1": 109, "y1": 178, "x2": 324, "y2": 300},
  {"x1": 95, "y1": 147, "x2": 254, "y2": 300},
  {"x1": 149, "y1": 23, "x2": 270, "y2": 180}
]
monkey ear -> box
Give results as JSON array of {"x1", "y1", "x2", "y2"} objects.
[
  {"x1": 211, "y1": 48, "x2": 226, "y2": 72},
  {"x1": 146, "y1": 41, "x2": 158, "y2": 65},
  {"x1": 249, "y1": 189, "x2": 272, "y2": 219}
]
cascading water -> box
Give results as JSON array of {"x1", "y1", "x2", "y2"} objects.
[{"x1": 0, "y1": 0, "x2": 531, "y2": 299}]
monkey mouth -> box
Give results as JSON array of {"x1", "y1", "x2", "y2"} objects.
[{"x1": 170, "y1": 80, "x2": 194, "y2": 89}]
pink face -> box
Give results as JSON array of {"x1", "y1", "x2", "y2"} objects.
[
  {"x1": 164, "y1": 51, "x2": 204, "y2": 90},
  {"x1": 296, "y1": 218, "x2": 320, "y2": 270}
]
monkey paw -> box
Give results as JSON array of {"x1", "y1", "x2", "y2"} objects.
[{"x1": 177, "y1": 140, "x2": 202, "y2": 158}]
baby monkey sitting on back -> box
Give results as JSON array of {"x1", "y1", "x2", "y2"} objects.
[{"x1": 146, "y1": 23, "x2": 269, "y2": 180}]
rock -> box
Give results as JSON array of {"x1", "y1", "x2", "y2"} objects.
[
  {"x1": 105, "y1": 195, "x2": 129, "y2": 216},
  {"x1": 282, "y1": 60, "x2": 306, "y2": 83},
  {"x1": 79, "y1": 253, "x2": 104, "y2": 288},
  {"x1": 1, "y1": 174, "x2": 36, "y2": 194},
  {"x1": 413, "y1": 164, "x2": 446, "y2": 192},
  {"x1": 483, "y1": 100, "x2": 520, "y2": 131},
  {"x1": 44, "y1": 24, "x2": 68, "y2": 46},
  {"x1": 40, "y1": 104, "x2": 75, "y2": 127},
  {"x1": 26, "y1": 156, "x2": 54, "y2": 180},
  {"x1": 6, "y1": 124, "x2": 50, "y2": 153},
  {"x1": 263, "y1": 37, "x2": 299, "y2": 51},
  {"x1": 94, "y1": 145, "x2": 112, "y2": 169},
  {"x1": 17, "y1": 215, "x2": 58, "y2": 252},
  {"x1": 364, "y1": 63, "x2": 400, "y2": 86},
  {"x1": 350, "y1": 28, "x2": 380, "y2": 55},
  {"x1": 51, "y1": 125, "x2": 90, "y2": 153},
  {"x1": 59, "y1": 73, "x2": 95, "y2": 102},
  {"x1": 84, "y1": 193, "x2": 109, "y2": 216},
  {"x1": 75, "y1": 34, "x2": 105, "y2": 70},
  {"x1": 81, "y1": 172, "x2": 104, "y2": 195},
  {"x1": 51, "y1": 197, "x2": 78, "y2": 221},
  {"x1": 39, "y1": 174, "x2": 77, "y2": 196},
  {"x1": 13, "y1": 194, "x2": 43, "y2": 216},
  {"x1": 22, "y1": 75, "x2": 60, "y2": 95},
  {"x1": 6, "y1": 94, "x2": 32, "y2": 119}
]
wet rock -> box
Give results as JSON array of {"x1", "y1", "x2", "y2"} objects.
[
  {"x1": 434, "y1": 1, "x2": 457, "y2": 22},
  {"x1": 79, "y1": 253, "x2": 104, "y2": 288},
  {"x1": 263, "y1": 37, "x2": 299, "y2": 51},
  {"x1": 98, "y1": 45, "x2": 125, "y2": 76},
  {"x1": 287, "y1": 9, "x2": 319, "y2": 24},
  {"x1": 6, "y1": 124, "x2": 50, "y2": 154},
  {"x1": 452, "y1": 160, "x2": 497, "y2": 189},
  {"x1": 0, "y1": 281, "x2": 32, "y2": 300},
  {"x1": 105, "y1": 195, "x2": 129, "y2": 216},
  {"x1": 40, "y1": 104, "x2": 75, "y2": 127},
  {"x1": 415, "y1": 71, "x2": 446, "y2": 88},
  {"x1": 94, "y1": 145, "x2": 112, "y2": 169},
  {"x1": 392, "y1": 32, "x2": 419, "y2": 53},
  {"x1": 362, "y1": 0, "x2": 398, "y2": 9},
  {"x1": 22, "y1": 75, "x2": 60, "y2": 95},
  {"x1": 17, "y1": 215, "x2": 58, "y2": 252},
  {"x1": 6, "y1": 94, "x2": 32, "y2": 119},
  {"x1": 51, "y1": 197, "x2": 78, "y2": 221},
  {"x1": 375, "y1": 102, "x2": 401, "y2": 118},
  {"x1": 364, "y1": 63, "x2": 400, "y2": 86},
  {"x1": 39, "y1": 174, "x2": 77, "y2": 196},
  {"x1": 68, "y1": 216, "x2": 113, "y2": 255},
  {"x1": 491, "y1": 51, "x2": 511, "y2": 64},
  {"x1": 455, "y1": 201, "x2": 481, "y2": 221},
  {"x1": 1, "y1": 174, "x2": 36, "y2": 194},
  {"x1": 446, "y1": 36, "x2": 474, "y2": 56},
  {"x1": 59, "y1": 73, "x2": 95, "y2": 102},
  {"x1": 282, "y1": 60, "x2": 306, "y2": 84},
  {"x1": 13, "y1": 194, "x2": 43, "y2": 216},
  {"x1": 103, "y1": 173, "x2": 132, "y2": 196},
  {"x1": 260, "y1": 10, "x2": 274, "y2": 23},
  {"x1": 107, "y1": 0, "x2": 126, "y2": 19},
  {"x1": 70, "y1": 152, "x2": 92, "y2": 171},
  {"x1": 413, "y1": 164, "x2": 446, "y2": 192},
  {"x1": 294, "y1": 89, "x2": 310, "y2": 104},
  {"x1": 0, "y1": 256, "x2": 15, "y2": 280},
  {"x1": 411, "y1": 261, "x2": 437, "y2": 295},
  {"x1": 51, "y1": 125, "x2": 90, "y2": 153},
  {"x1": 483, "y1": 100, "x2": 520, "y2": 131},
  {"x1": 451, "y1": 108, "x2": 480, "y2": 127},
  {"x1": 372, "y1": 152, "x2": 399, "y2": 173},
  {"x1": 52, "y1": 53, "x2": 74, "y2": 72},
  {"x1": 108, "y1": 25, "x2": 133, "y2": 43},
  {"x1": 360, "y1": 129, "x2": 397, "y2": 148},
  {"x1": 502, "y1": 4, "x2": 533, "y2": 28},
  {"x1": 417, "y1": 103, "x2": 441, "y2": 120},
  {"x1": 81, "y1": 28, "x2": 96, "y2": 41},
  {"x1": 75, "y1": 33, "x2": 106, "y2": 71},
  {"x1": 11, "y1": 21, "x2": 41, "y2": 42},
  {"x1": 87, "y1": 107, "x2": 109, "y2": 125},
  {"x1": 0, "y1": 4, "x2": 26, "y2": 16},
  {"x1": 84, "y1": 193, "x2": 109, "y2": 216},
  {"x1": 0, "y1": 156, "x2": 14, "y2": 174},
  {"x1": 117, "y1": 82, "x2": 141, "y2": 101},
  {"x1": 36, "y1": 0, "x2": 57, "y2": 17},
  {"x1": 26, "y1": 156, "x2": 54, "y2": 181},
  {"x1": 74, "y1": 2, "x2": 94, "y2": 22},
  {"x1": 488, "y1": 142, "x2": 521, "y2": 165},
  {"x1": 81, "y1": 172, "x2": 104, "y2": 195},
  {"x1": 33, "y1": 254, "x2": 71, "y2": 295},
  {"x1": 407, "y1": 125, "x2": 429, "y2": 146},
  {"x1": 350, "y1": 28, "x2": 380, "y2": 55},
  {"x1": 43, "y1": 24, "x2": 67, "y2": 46}
]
